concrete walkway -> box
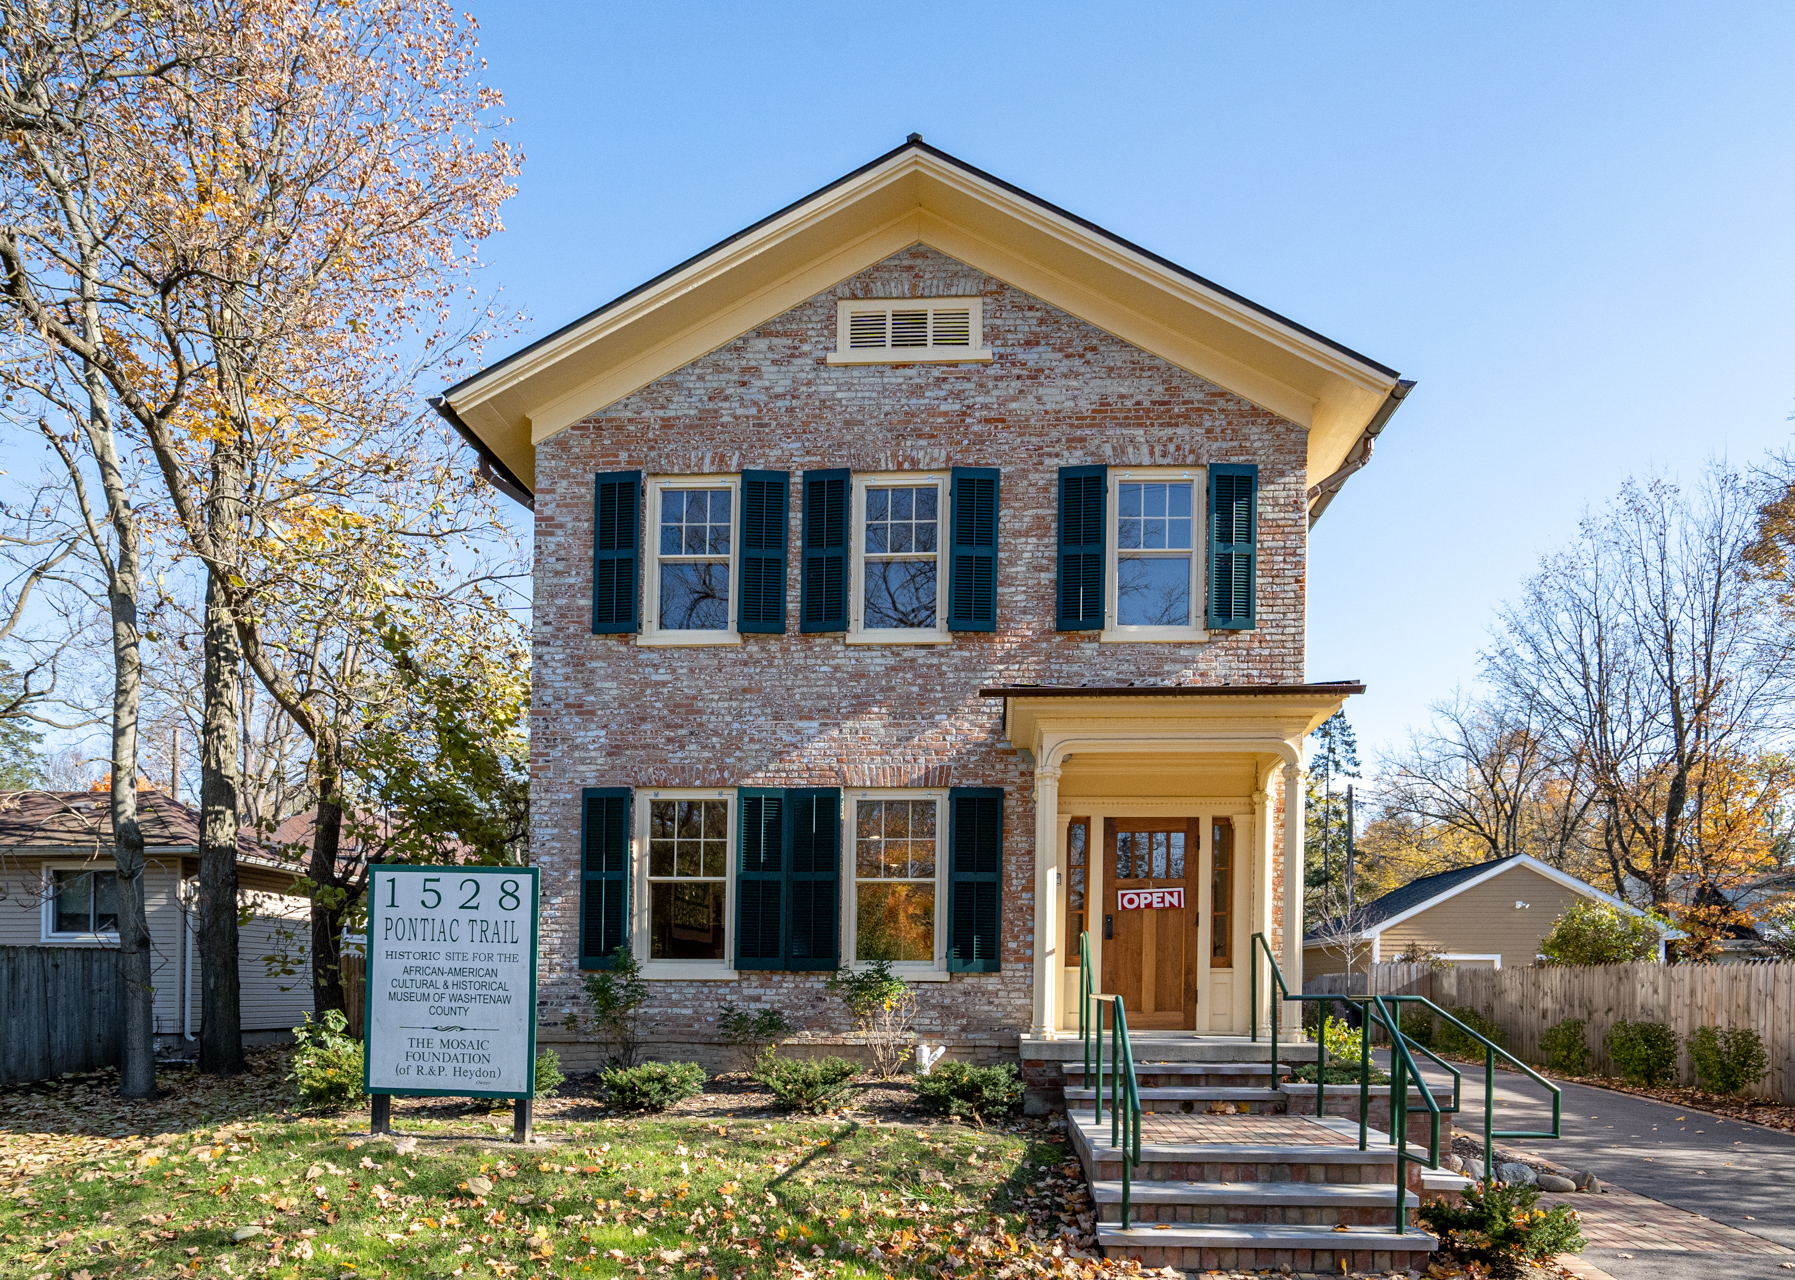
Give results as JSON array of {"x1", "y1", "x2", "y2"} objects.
[{"x1": 1385, "y1": 1051, "x2": 1795, "y2": 1280}]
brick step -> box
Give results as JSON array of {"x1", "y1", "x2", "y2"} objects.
[
  {"x1": 1064, "y1": 1062, "x2": 1295, "y2": 1088},
  {"x1": 1064, "y1": 1086, "x2": 1290, "y2": 1113},
  {"x1": 1095, "y1": 1222, "x2": 1437, "y2": 1273},
  {"x1": 1090, "y1": 1179, "x2": 1418, "y2": 1226}
]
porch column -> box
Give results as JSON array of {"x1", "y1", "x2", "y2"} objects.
[
  {"x1": 1030, "y1": 764, "x2": 1062, "y2": 1037},
  {"x1": 1282, "y1": 761, "x2": 1306, "y2": 1034}
]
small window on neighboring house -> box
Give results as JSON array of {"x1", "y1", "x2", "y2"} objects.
[
  {"x1": 827, "y1": 298, "x2": 992, "y2": 365},
  {"x1": 640, "y1": 476, "x2": 742, "y2": 646},
  {"x1": 49, "y1": 868, "x2": 119, "y2": 936},
  {"x1": 849, "y1": 473, "x2": 950, "y2": 643}
]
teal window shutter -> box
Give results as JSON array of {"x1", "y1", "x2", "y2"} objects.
[
  {"x1": 1206, "y1": 463, "x2": 1257, "y2": 629},
  {"x1": 946, "y1": 467, "x2": 999, "y2": 632},
  {"x1": 579, "y1": 788, "x2": 631, "y2": 969},
  {"x1": 1056, "y1": 465, "x2": 1105, "y2": 630},
  {"x1": 784, "y1": 788, "x2": 841, "y2": 970},
  {"x1": 947, "y1": 788, "x2": 1003, "y2": 973},
  {"x1": 735, "y1": 789, "x2": 785, "y2": 970},
  {"x1": 737, "y1": 470, "x2": 790, "y2": 634},
  {"x1": 799, "y1": 469, "x2": 849, "y2": 632},
  {"x1": 592, "y1": 471, "x2": 641, "y2": 634}
]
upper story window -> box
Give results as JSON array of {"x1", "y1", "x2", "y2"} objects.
[
  {"x1": 46, "y1": 867, "x2": 119, "y2": 938},
  {"x1": 849, "y1": 473, "x2": 950, "y2": 644},
  {"x1": 1105, "y1": 467, "x2": 1206, "y2": 642},
  {"x1": 826, "y1": 298, "x2": 993, "y2": 365},
  {"x1": 640, "y1": 475, "x2": 741, "y2": 646}
]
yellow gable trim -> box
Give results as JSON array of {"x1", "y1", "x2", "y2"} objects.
[{"x1": 444, "y1": 148, "x2": 1404, "y2": 494}]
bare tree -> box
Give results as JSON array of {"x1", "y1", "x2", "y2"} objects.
[{"x1": 1486, "y1": 467, "x2": 1795, "y2": 909}]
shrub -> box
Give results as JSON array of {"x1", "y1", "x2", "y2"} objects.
[
  {"x1": 534, "y1": 1049, "x2": 565, "y2": 1098},
  {"x1": 582, "y1": 947, "x2": 650, "y2": 1068},
  {"x1": 1689, "y1": 1026, "x2": 1769, "y2": 1096},
  {"x1": 825, "y1": 960, "x2": 916, "y2": 1078},
  {"x1": 290, "y1": 1009, "x2": 365, "y2": 1110},
  {"x1": 1605, "y1": 1020, "x2": 1679, "y2": 1086},
  {"x1": 717, "y1": 1003, "x2": 795, "y2": 1074},
  {"x1": 1288, "y1": 1059, "x2": 1390, "y2": 1085},
  {"x1": 1539, "y1": 1018, "x2": 1591, "y2": 1075},
  {"x1": 1538, "y1": 901, "x2": 1662, "y2": 966},
  {"x1": 754, "y1": 1055, "x2": 859, "y2": 1113},
  {"x1": 1436, "y1": 1006, "x2": 1506, "y2": 1056},
  {"x1": 600, "y1": 1060, "x2": 705, "y2": 1111},
  {"x1": 914, "y1": 1061, "x2": 1022, "y2": 1123},
  {"x1": 1420, "y1": 1178, "x2": 1586, "y2": 1278},
  {"x1": 1400, "y1": 1010, "x2": 1435, "y2": 1048}
]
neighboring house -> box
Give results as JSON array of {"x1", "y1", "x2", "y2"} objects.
[
  {"x1": 0, "y1": 788, "x2": 314, "y2": 1048},
  {"x1": 433, "y1": 136, "x2": 1413, "y2": 1071},
  {"x1": 1303, "y1": 853, "x2": 1674, "y2": 974}
]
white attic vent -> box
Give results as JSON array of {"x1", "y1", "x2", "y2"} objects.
[{"x1": 830, "y1": 297, "x2": 992, "y2": 365}]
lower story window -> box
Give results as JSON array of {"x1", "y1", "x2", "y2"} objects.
[
  {"x1": 853, "y1": 796, "x2": 939, "y2": 962},
  {"x1": 52, "y1": 868, "x2": 118, "y2": 935},
  {"x1": 648, "y1": 799, "x2": 727, "y2": 960},
  {"x1": 1066, "y1": 817, "x2": 1089, "y2": 942}
]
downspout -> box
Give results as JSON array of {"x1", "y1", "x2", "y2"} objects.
[
  {"x1": 1306, "y1": 379, "x2": 1416, "y2": 527},
  {"x1": 183, "y1": 889, "x2": 196, "y2": 1041}
]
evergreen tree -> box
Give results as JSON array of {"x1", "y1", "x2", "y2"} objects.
[{"x1": 0, "y1": 661, "x2": 44, "y2": 790}]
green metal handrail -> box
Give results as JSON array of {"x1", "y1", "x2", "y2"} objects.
[
  {"x1": 1078, "y1": 931, "x2": 1142, "y2": 1228},
  {"x1": 1249, "y1": 933, "x2": 1564, "y2": 1235}
]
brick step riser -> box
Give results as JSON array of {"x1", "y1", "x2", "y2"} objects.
[
  {"x1": 1097, "y1": 1203, "x2": 1403, "y2": 1226},
  {"x1": 1069, "y1": 1073, "x2": 1276, "y2": 1089},
  {"x1": 1105, "y1": 1243, "x2": 1435, "y2": 1273},
  {"x1": 1091, "y1": 1158, "x2": 1396, "y2": 1184},
  {"x1": 1074, "y1": 1097, "x2": 1288, "y2": 1114}
]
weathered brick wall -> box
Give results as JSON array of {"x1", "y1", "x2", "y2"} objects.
[{"x1": 531, "y1": 245, "x2": 1308, "y2": 1059}]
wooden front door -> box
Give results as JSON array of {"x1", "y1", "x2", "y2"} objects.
[{"x1": 1100, "y1": 817, "x2": 1200, "y2": 1029}]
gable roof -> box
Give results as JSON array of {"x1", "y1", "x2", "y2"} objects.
[
  {"x1": 1305, "y1": 853, "x2": 1677, "y2": 943},
  {"x1": 436, "y1": 136, "x2": 1412, "y2": 513},
  {"x1": 0, "y1": 788, "x2": 266, "y2": 861}
]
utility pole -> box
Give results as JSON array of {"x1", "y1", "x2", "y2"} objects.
[{"x1": 1345, "y1": 784, "x2": 1356, "y2": 918}]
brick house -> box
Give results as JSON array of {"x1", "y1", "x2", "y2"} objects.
[{"x1": 433, "y1": 138, "x2": 1412, "y2": 1095}]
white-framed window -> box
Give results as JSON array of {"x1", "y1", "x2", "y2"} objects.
[
  {"x1": 42, "y1": 863, "x2": 120, "y2": 939},
  {"x1": 640, "y1": 475, "x2": 742, "y2": 647},
  {"x1": 633, "y1": 789, "x2": 736, "y2": 977},
  {"x1": 1103, "y1": 466, "x2": 1209, "y2": 643},
  {"x1": 845, "y1": 789, "x2": 949, "y2": 978},
  {"x1": 849, "y1": 472, "x2": 950, "y2": 644},
  {"x1": 826, "y1": 298, "x2": 992, "y2": 365}
]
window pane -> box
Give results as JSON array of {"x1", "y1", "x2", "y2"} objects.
[
  {"x1": 856, "y1": 882, "x2": 934, "y2": 962},
  {"x1": 675, "y1": 842, "x2": 700, "y2": 877},
  {"x1": 702, "y1": 840, "x2": 727, "y2": 877},
  {"x1": 864, "y1": 560, "x2": 937, "y2": 629},
  {"x1": 650, "y1": 801, "x2": 675, "y2": 841},
  {"x1": 660, "y1": 563, "x2": 730, "y2": 630},
  {"x1": 649, "y1": 839, "x2": 675, "y2": 877},
  {"x1": 865, "y1": 485, "x2": 937, "y2": 562},
  {"x1": 53, "y1": 870, "x2": 91, "y2": 933},
  {"x1": 650, "y1": 882, "x2": 725, "y2": 960},
  {"x1": 1117, "y1": 555, "x2": 1191, "y2": 626},
  {"x1": 92, "y1": 873, "x2": 118, "y2": 932},
  {"x1": 702, "y1": 801, "x2": 727, "y2": 839},
  {"x1": 661, "y1": 487, "x2": 731, "y2": 558}
]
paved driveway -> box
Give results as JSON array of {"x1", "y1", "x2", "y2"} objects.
[{"x1": 1388, "y1": 1053, "x2": 1795, "y2": 1280}]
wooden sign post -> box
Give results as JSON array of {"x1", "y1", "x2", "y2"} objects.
[{"x1": 363, "y1": 865, "x2": 540, "y2": 1142}]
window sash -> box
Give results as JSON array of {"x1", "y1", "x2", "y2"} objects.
[
  {"x1": 48, "y1": 868, "x2": 118, "y2": 936},
  {"x1": 850, "y1": 476, "x2": 948, "y2": 640},
  {"x1": 1106, "y1": 468, "x2": 1206, "y2": 637},
  {"x1": 635, "y1": 790, "x2": 735, "y2": 969},
  {"x1": 847, "y1": 792, "x2": 947, "y2": 968},
  {"x1": 644, "y1": 478, "x2": 741, "y2": 641}
]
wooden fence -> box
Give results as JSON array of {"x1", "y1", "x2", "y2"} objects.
[
  {"x1": 1307, "y1": 960, "x2": 1795, "y2": 1102},
  {"x1": 0, "y1": 946, "x2": 125, "y2": 1085},
  {"x1": 343, "y1": 954, "x2": 366, "y2": 1040}
]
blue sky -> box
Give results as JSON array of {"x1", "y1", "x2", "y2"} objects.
[{"x1": 464, "y1": 1, "x2": 1795, "y2": 760}]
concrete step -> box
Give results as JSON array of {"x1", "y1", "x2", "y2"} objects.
[
  {"x1": 1095, "y1": 1221, "x2": 1438, "y2": 1272},
  {"x1": 1064, "y1": 1085, "x2": 1289, "y2": 1113},
  {"x1": 1090, "y1": 1178, "x2": 1417, "y2": 1226},
  {"x1": 1071, "y1": 1113, "x2": 1410, "y2": 1185},
  {"x1": 1021, "y1": 1034, "x2": 1310, "y2": 1064}
]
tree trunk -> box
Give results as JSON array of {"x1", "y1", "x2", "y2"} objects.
[
  {"x1": 197, "y1": 568, "x2": 245, "y2": 1075},
  {"x1": 87, "y1": 362, "x2": 156, "y2": 1099},
  {"x1": 309, "y1": 736, "x2": 350, "y2": 1018}
]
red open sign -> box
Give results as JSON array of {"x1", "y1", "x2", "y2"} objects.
[{"x1": 1116, "y1": 887, "x2": 1184, "y2": 911}]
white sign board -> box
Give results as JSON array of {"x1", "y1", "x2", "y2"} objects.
[
  {"x1": 1117, "y1": 887, "x2": 1184, "y2": 911},
  {"x1": 363, "y1": 864, "x2": 539, "y2": 1099}
]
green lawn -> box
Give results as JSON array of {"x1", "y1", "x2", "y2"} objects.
[{"x1": 0, "y1": 1056, "x2": 1125, "y2": 1280}]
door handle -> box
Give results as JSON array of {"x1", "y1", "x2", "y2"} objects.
[{"x1": 1104, "y1": 914, "x2": 1113, "y2": 940}]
